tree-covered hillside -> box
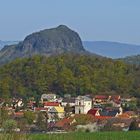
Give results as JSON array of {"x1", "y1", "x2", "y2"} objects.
[
  {"x1": 0, "y1": 54, "x2": 139, "y2": 100},
  {"x1": 118, "y1": 55, "x2": 140, "y2": 65}
]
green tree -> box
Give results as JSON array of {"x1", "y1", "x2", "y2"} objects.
[
  {"x1": 2, "y1": 119, "x2": 17, "y2": 133},
  {"x1": 24, "y1": 111, "x2": 36, "y2": 125},
  {"x1": 65, "y1": 103, "x2": 73, "y2": 117},
  {"x1": 0, "y1": 107, "x2": 10, "y2": 127},
  {"x1": 129, "y1": 119, "x2": 138, "y2": 131},
  {"x1": 36, "y1": 112, "x2": 47, "y2": 131}
]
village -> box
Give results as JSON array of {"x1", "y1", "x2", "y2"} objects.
[{"x1": 0, "y1": 93, "x2": 140, "y2": 133}]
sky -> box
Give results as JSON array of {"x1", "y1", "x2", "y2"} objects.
[{"x1": 0, "y1": 0, "x2": 140, "y2": 44}]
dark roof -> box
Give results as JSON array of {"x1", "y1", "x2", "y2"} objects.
[
  {"x1": 76, "y1": 96, "x2": 92, "y2": 101},
  {"x1": 99, "y1": 110, "x2": 119, "y2": 117},
  {"x1": 62, "y1": 98, "x2": 75, "y2": 103}
]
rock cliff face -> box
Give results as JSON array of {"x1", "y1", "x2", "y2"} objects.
[{"x1": 0, "y1": 25, "x2": 86, "y2": 64}]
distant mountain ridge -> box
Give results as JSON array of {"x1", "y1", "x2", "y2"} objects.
[
  {"x1": 2, "y1": 30, "x2": 140, "y2": 65},
  {"x1": 83, "y1": 41, "x2": 140, "y2": 58},
  {"x1": 0, "y1": 40, "x2": 19, "y2": 50},
  {"x1": 0, "y1": 25, "x2": 90, "y2": 65}
]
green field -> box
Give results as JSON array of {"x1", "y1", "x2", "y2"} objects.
[
  {"x1": 30, "y1": 131, "x2": 140, "y2": 140},
  {"x1": 0, "y1": 131, "x2": 140, "y2": 140}
]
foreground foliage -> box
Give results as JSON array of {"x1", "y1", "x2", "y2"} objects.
[{"x1": 0, "y1": 133, "x2": 30, "y2": 140}]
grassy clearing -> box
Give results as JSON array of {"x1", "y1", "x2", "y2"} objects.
[
  {"x1": 0, "y1": 131, "x2": 140, "y2": 140},
  {"x1": 30, "y1": 131, "x2": 140, "y2": 140}
]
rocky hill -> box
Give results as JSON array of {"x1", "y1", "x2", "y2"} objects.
[{"x1": 0, "y1": 25, "x2": 87, "y2": 64}]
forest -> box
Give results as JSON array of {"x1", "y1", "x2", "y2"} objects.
[{"x1": 0, "y1": 54, "x2": 140, "y2": 101}]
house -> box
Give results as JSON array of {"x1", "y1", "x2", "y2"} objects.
[
  {"x1": 76, "y1": 123, "x2": 99, "y2": 132},
  {"x1": 75, "y1": 96, "x2": 92, "y2": 114},
  {"x1": 121, "y1": 96, "x2": 134, "y2": 102},
  {"x1": 110, "y1": 95, "x2": 121, "y2": 101},
  {"x1": 43, "y1": 102, "x2": 60, "y2": 109},
  {"x1": 41, "y1": 94, "x2": 57, "y2": 102},
  {"x1": 99, "y1": 107, "x2": 123, "y2": 117},
  {"x1": 123, "y1": 111, "x2": 137, "y2": 118},
  {"x1": 27, "y1": 101, "x2": 36, "y2": 109},
  {"x1": 95, "y1": 116, "x2": 112, "y2": 120},
  {"x1": 117, "y1": 113, "x2": 130, "y2": 119},
  {"x1": 64, "y1": 94, "x2": 71, "y2": 98},
  {"x1": 94, "y1": 95, "x2": 109, "y2": 103},
  {"x1": 110, "y1": 100, "x2": 121, "y2": 107},
  {"x1": 55, "y1": 97, "x2": 63, "y2": 103},
  {"x1": 106, "y1": 107, "x2": 123, "y2": 114},
  {"x1": 99, "y1": 110, "x2": 118, "y2": 117},
  {"x1": 106, "y1": 118, "x2": 133, "y2": 131},
  {"x1": 12, "y1": 98, "x2": 24, "y2": 108},
  {"x1": 54, "y1": 118, "x2": 76, "y2": 131},
  {"x1": 87, "y1": 108, "x2": 101, "y2": 116},
  {"x1": 34, "y1": 107, "x2": 48, "y2": 112},
  {"x1": 48, "y1": 106, "x2": 65, "y2": 122},
  {"x1": 62, "y1": 98, "x2": 75, "y2": 107}
]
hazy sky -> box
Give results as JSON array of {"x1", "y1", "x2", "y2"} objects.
[{"x1": 0, "y1": 0, "x2": 140, "y2": 44}]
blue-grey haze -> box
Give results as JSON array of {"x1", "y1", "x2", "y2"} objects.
[
  {"x1": 0, "y1": 40, "x2": 19, "y2": 50},
  {"x1": 83, "y1": 41, "x2": 140, "y2": 58},
  {"x1": 0, "y1": 0, "x2": 140, "y2": 45}
]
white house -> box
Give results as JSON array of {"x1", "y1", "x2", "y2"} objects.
[
  {"x1": 12, "y1": 98, "x2": 24, "y2": 108},
  {"x1": 75, "y1": 96, "x2": 92, "y2": 114},
  {"x1": 41, "y1": 94, "x2": 57, "y2": 102}
]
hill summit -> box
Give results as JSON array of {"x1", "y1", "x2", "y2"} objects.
[{"x1": 0, "y1": 25, "x2": 86, "y2": 64}]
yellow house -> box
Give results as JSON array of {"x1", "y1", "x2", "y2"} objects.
[
  {"x1": 48, "y1": 106, "x2": 65, "y2": 122},
  {"x1": 54, "y1": 106, "x2": 65, "y2": 118}
]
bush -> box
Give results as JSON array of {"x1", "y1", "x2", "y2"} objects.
[{"x1": 2, "y1": 119, "x2": 17, "y2": 133}]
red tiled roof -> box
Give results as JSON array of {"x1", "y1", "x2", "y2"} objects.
[
  {"x1": 44, "y1": 102, "x2": 60, "y2": 107},
  {"x1": 87, "y1": 108, "x2": 99, "y2": 116},
  {"x1": 117, "y1": 113, "x2": 130, "y2": 119},
  {"x1": 111, "y1": 95, "x2": 120, "y2": 100},
  {"x1": 27, "y1": 101, "x2": 35, "y2": 106},
  {"x1": 123, "y1": 111, "x2": 136, "y2": 116},
  {"x1": 95, "y1": 116, "x2": 112, "y2": 120},
  {"x1": 55, "y1": 118, "x2": 74, "y2": 128},
  {"x1": 14, "y1": 112, "x2": 24, "y2": 117},
  {"x1": 35, "y1": 107, "x2": 48, "y2": 111},
  {"x1": 95, "y1": 95, "x2": 108, "y2": 99}
]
